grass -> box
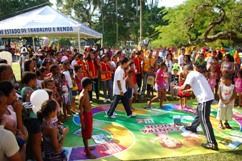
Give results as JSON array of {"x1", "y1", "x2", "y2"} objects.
[{"x1": 12, "y1": 63, "x2": 242, "y2": 161}]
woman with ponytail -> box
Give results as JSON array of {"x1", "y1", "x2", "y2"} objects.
[{"x1": 37, "y1": 100, "x2": 69, "y2": 161}]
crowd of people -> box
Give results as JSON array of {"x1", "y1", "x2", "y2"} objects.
[{"x1": 0, "y1": 44, "x2": 241, "y2": 160}]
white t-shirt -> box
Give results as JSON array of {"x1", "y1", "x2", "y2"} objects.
[
  {"x1": 178, "y1": 54, "x2": 184, "y2": 70},
  {"x1": 0, "y1": 127, "x2": 19, "y2": 161},
  {"x1": 113, "y1": 66, "x2": 127, "y2": 95},
  {"x1": 205, "y1": 56, "x2": 213, "y2": 70},
  {"x1": 218, "y1": 84, "x2": 234, "y2": 107},
  {"x1": 165, "y1": 60, "x2": 173, "y2": 73},
  {"x1": 62, "y1": 70, "x2": 73, "y2": 88},
  {"x1": 184, "y1": 71, "x2": 214, "y2": 103}
]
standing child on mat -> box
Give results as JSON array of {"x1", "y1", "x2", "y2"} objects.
[
  {"x1": 126, "y1": 69, "x2": 135, "y2": 111},
  {"x1": 170, "y1": 68, "x2": 179, "y2": 99},
  {"x1": 146, "y1": 66, "x2": 156, "y2": 98},
  {"x1": 79, "y1": 77, "x2": 96, "y2": 159},
  {"x1": 177, "y1": 69, "x2": 190, "y2": 109},
  {"x1": 234, "y1": 70, "x2": 242, "y2": 108},
  {"x1": 147, "y1": 62, "x2": 167, "y2": 108},
  {"x1": 217, "y1": 73, "x2": 236, "y2": 129}
]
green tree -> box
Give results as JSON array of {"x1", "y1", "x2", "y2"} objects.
[
  {"x1": 0, "y1": 0, "x2": 50, "y2": 20},
  {"x1": 153, "y1": 0, "x2": 242, "y2": 47}
]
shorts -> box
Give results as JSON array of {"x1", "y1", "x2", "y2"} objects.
[
  {"x1": 155, "y1": 83, "x2": 166, "y2": 91},
  {"x1": 62, "y1": 95, "x2": 69, "y2": 104},
  {"x1": 126, "y1": 88, "x2": 133, "y2": 100},
  {"x1": 133, "y1": 84, "x2": 139, "y2": 94},
  {"x1": 72, "y1": 90, "x2": 78, "y2": 96},
  {"x1": 81, "y1": 111, "x2": 93, "y2": 139},
  {"x1": 216, "y1": 104, "x2": 233, "y2": 121}
]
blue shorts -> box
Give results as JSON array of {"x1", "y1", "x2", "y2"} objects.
[
  {"x1": 72, "y1": 90, "x2": 78, "y2": 96},
  {"x1": 126, "y1": 88, "x2": 133, "y2": 100}
]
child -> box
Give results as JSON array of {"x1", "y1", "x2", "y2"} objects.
[
  {"x1": 163, "y1": 65, "x2": 170, "y2": 102},
  {"x1": 126, "y1": 69, "x2": 135, "y2": 111},
  {"x1": 36, "y1": 66, "x2": 48, "y2": 88},
  {"x1": 170, "y1": 68, "x2": 179, "y2": 99},
  {"x1": 21, "y1": 71, "x2": 37, "y2": 102},
  {"x1": 37, "y1": 100, "x2": 69, "y2": 161},
  {"x1": 61, "y1": 74, "x2": 71, "y2": 119},
  {"x1": 74, "y1": 64, "x2": 83, "y2": 93},
  {"x1": 79, "y1": 77, "x2": 96, "y2": 159},
  {"x1": 70, "y1": 70, "x2": 78, "y2": 113},
  {"x1": 217, "y1": 73, "x2": 236, "y2": 129},
  {"x1": 177, "y1": 69, "x2": 190, "y2": 109},
  {"x1": 147, "y1": 62, "x2": 167, "y2": 108},
  {"x1": 129, "y1": 61, "x2": 139, "y2": 102},
  {"x1": 146, "y1": 66, "x2": 156, "y2": 98},
  {"x1": 208, "y1": 66, "x2": 218, "y2": 93},
  {"x1": 209, "y1": 57, "x2": 221, "y2": 99},
  {"x1": 234, "y1": 70, "x2": 242, "y2": 108}
]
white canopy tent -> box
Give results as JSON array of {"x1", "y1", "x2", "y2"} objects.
[{"x1": 0, "y1": 5, "x2": 103, "y2": 50}]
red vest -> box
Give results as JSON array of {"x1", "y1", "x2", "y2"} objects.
[
  {"x1": 87, "y1": 60, "x2": 98, "y2": 78},
  {"x1": 134, "y1": 57, "x2": 142, "y2": 74}
]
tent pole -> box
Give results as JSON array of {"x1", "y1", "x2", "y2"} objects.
[
  {"x1": 32, "y1": 37, "x2": 36, "y2": 52},
  {"x1": 101, "y1": 38, "x2": 103, "y2": 48},
  {"x1": 78, "y1": 31, "x2": 81, "y2": 52}
]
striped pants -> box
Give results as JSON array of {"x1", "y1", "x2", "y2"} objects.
[{"x1": 190, "y1": 100, "x2": 217, "y2": 145}]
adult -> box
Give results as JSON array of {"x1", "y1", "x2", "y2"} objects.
[
  {"x1": 183, "y1": 54, "x2": 192, "y2": 67},
  {"x1": 234, "y1": 47, "x2": 241, "y2": 69},
  {"x1": 178, "y1": 47, "x2": 185, "y2": 71},
  {"x1": 24, "y1": 59, "x2": 35, "y2": 72},
  {"x1": 19, "y1": 47, "x2": 29, "y2": 75},
  {"x1": 154, "y1": 50, "x2": 163, "y2": 71},
  {"x1": 86, "y1": 52, "x2": 99, "y2": 102},
  {"x1": 174, "y1": 65, "x2": 218, "y2": 150},
  {"x1": 164, "y1": 53, "x2": 173, "y2": 73},
  {"x1": 133, "y1": 50, "x2": 143, "y2": 93},
  {"x1": 0, "y1": 91, "x2": 22, "y2": 161},
  {"x1": 76, "y1": 54, "x2": 88, "y2": 77},
  {"x1": 220, "y1": 54, "x2": 234, "y2": 75},
  {"x1": 106, "y1": 57, "x2": 136, "y2": 118},
  {"x1": 141, "y1": 50, "x2": 155, "y2": 96},
  {"x1": 205, "y1": 50, "x2": 217, "y2": 70}
]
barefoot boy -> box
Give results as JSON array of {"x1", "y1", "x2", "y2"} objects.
[
  {"x1": 126, "y1": 69, "x2": 135, "y2": 111},
  {"x1": 79, "y1": 77, "x2": 96, "y2": 159}
]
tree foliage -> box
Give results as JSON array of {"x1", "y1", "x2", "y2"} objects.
[
  {"x1": 56, "y1": 0, "x2": 166, "y2": 47},
  {"x1": 0, "y1": 0, "x2": 50, "y2": 20},
  {"x1": 153, "y1": 0, "x2": 242, "y2": 47}
]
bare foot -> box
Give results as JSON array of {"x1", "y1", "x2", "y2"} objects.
[
  {"x1": 179, "y1": 105, "x2": 182, "y2": 109},
  {"x1": 131, "y1": 107, "x2": 136, "y2": 111},
  {"x1": 84, "y1": 146, "x2": 96, "y2": 152},
  {"x1": 86, "y1": 153, "x2": 96, "y2": 159}
]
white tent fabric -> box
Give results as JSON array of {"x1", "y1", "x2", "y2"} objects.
[{"x1": 0, "y1": 6, "x2": 102, "y2": 39}]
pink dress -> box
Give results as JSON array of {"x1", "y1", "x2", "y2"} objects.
[
  {"x1": 234, "y1": 78, "x2": 242, "y2": 93},
  {"x1": 208, "y1": 72, "x2": 217, "y2": 90},
  {"x1": 2, "y1": 105, "x2": 17, "y2": 129},
  {"x1": 155, "y1": 69, "x2": 165, "y2": 91}
]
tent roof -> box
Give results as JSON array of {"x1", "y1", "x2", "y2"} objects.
[{"x1": 0, "y1": 6, "x2": 102, "y2": 38}]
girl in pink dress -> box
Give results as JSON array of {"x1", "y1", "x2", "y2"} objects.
[
  {"x1": 147, "y1": 62, "x2": 167, "y2": 108},
  {"x1": 208, "y1": 66, "x2": 218, "y2": 93},
  {"x1": 234, "y1": 70, "x2": 242, "y2": 108}
]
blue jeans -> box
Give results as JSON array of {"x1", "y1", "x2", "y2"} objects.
[
  {"x1": 101, "y1": 79, "x2": 113, "y2": 100},
  {"x1": 107, "y1": 92, "x2": 132, "y2": 116}
]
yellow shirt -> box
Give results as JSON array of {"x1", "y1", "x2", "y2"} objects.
[{"x1": 143, "y1": 57, "x2": 155, "y2": 72}]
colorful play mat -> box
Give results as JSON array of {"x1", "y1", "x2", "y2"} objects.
[{"x1": 63, "y1": 102, "x2": 242, "y2": 161}]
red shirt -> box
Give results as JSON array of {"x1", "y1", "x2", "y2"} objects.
[
  {"x1": 134, "y1": 56, "x2": 143, "y2": 74},
  {"x1": 131, "y1": 67, "x2": 137, "y2": 84}
]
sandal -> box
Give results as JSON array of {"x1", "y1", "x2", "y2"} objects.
[
  {"x1": 224, "y1": 122, "x2": 232, "y2": 129},
  {"x1": 219, "y1": 123, "x2": 224, "y2": 129}
]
